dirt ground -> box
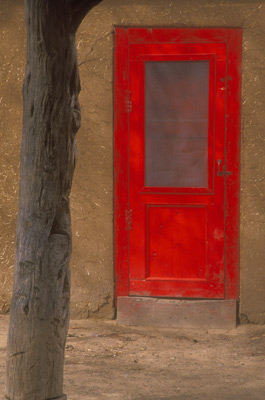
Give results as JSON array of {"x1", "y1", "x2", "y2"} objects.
[{"x1": 0, "y1": 315, "x2": 265, "y2": 400}]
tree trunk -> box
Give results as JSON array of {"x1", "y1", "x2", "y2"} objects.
[{"x1": 6, "y1": 1, "x2": 101, "y2": 399}]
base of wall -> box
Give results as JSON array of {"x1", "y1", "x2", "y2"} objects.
[{"x1": 117, "y1": 297, "x2": 237, "y2": 329}]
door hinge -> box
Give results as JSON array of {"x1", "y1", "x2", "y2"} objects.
[
  {"x1": 126, "y1": 209, "x2": 133, "y2": 230},
  {"x1": 125, "y1": 91, "x2": 132, "y2": 112}
]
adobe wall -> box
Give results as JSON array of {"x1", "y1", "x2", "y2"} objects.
[{"x1": 0, "y1": 0, "x2": 265, "y2": 322}]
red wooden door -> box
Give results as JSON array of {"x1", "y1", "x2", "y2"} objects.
[{"x1": 114, "y1": 28, "x2": 242, "y2": 301}]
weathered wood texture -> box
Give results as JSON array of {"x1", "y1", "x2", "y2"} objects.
[{"x1": 6, "y1": 1, "x2": 101, "y2": 399}]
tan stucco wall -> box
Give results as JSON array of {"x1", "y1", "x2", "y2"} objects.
[
  {"x1": 0, "y1": 1, "x2": 25, "y2": 313},
  {"x1": 1, "y1": 0, "x2": 265, "y2": 322}
]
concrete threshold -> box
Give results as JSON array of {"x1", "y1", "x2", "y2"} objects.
[{"x1": 117, "y1": 297, "x2": 237, "y2": 329}]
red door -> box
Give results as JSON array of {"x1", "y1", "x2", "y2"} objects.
[{"x1": 115, "y1": 28, "x2": 242, "y2": 301}]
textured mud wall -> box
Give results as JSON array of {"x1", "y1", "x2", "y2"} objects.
[
  {"x1": 0, "y1": 0, "x2": 265, "y2": 322},
  {"x1": 0, "y1": 1, "x2": 25, "y2": 313}
]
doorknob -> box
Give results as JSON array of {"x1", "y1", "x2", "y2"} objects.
[{"x1": 217, "y1": 159, "x2": 232, "y2": 177}]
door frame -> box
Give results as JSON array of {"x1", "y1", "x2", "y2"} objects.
[{"x1": 114, "y1": 27, "x2": 242, "y2": 302}]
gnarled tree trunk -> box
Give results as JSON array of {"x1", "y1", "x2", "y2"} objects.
[{"x1": 6, "y1": 1, "x2": 101, "y2": 399}]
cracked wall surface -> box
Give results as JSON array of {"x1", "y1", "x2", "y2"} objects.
[{"x1": 1, "y1": 0, "x2": 265, "y2": 322}]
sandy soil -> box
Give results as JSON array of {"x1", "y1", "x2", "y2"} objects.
[{"x1": 0, "y1": 315, "x2": 265, "y2": 399}]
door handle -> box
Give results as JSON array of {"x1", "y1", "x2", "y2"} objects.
[{"x1": 217, "y1": 159, "x2": 232, "y2": 177}]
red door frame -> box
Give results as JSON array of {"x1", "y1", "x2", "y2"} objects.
[{"x1": 114, "y1": 27, "x2": 242, "y2": 301}]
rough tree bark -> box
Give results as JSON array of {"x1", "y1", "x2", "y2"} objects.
[{"x1": 6, "y1": 1, "x2": 102, "y2": 399}]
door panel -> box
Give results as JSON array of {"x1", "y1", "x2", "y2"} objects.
[
  {"x1": 114, "y1": 28, "x2": 242, "y2": 301},
  {"x1": 147, "y1": 206, "x2": 207, "y2": 280},
  {"x1": 129, "y1": 42, "x2": 225, "y2": 298}
]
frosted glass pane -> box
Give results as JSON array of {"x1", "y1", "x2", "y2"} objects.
[{"x1": 145, "y1": 61, "x2": 209, "y2": 187}]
